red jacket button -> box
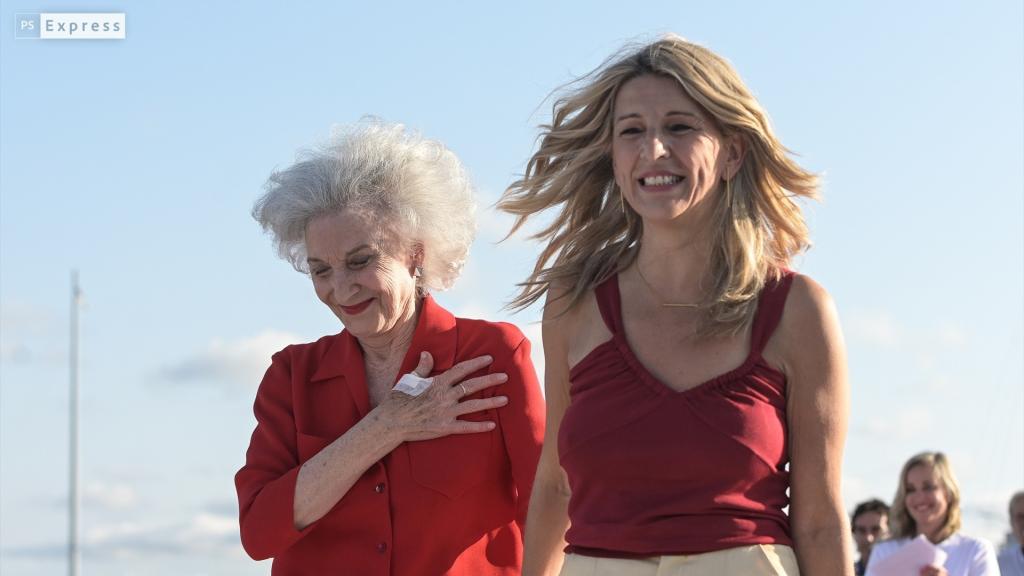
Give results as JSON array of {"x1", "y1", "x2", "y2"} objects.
[
  {"x1": 376, "y1": 542, "x2": 387, "y2": 553},
  {"x1": 375, "y1": 482, "x2": 385, "y2": 493}
]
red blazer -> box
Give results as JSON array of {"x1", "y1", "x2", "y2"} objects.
[{"x1": 235, "y1": 296, "x2": 545, "y2": 575}]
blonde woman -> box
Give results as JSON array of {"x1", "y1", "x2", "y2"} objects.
[
  {"x1": 867, "y1": 452, "x2": 999, "y2": 576},
  {"x1": 499, "y1": 35, "x2": 851, "y2": 575}
]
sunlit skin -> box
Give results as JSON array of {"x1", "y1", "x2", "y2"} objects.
[
  {"x1": 305, "y1": 211, "x2": 420, "y2": 354},
  {"x1": 610, "y1": 73, "x2": 745, "y2": 312},
  {"x1": 611, "y1": 74, "x2": 742, "y2": 238},
  {"x1": 852, "y1": 511, "x2": 889, "y2": 564}
]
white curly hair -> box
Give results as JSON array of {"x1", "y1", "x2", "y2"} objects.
[{"x1": 252, "y1": 119, "x2": 477, "y2": 292}]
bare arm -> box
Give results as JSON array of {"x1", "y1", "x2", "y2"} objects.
[
  {"x1": 772, "y1": 275, "x2": 853, "y2": 576},
  {"x1": 292, "y1": 352, "x2": 509, "y2": 529},
  {"x1": 522, "y1": 294, "x2": 574, "y2": 576}
]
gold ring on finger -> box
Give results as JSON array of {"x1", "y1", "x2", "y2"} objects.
[{"x1": 458, "y1": 383, "x2": 468, "y2": 397}]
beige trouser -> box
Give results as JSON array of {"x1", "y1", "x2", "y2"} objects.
[{"x1": 559, "y1": 545, "x2": 799, "y2": 576}]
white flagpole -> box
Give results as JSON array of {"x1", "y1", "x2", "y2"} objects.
[{"x1": 68, "y1": 270, "x2": 81, "y2": 576}]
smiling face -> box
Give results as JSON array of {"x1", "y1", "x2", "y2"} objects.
[
  {"x1": 611, "y1": 74, "x2": 741, "y2": 228},
  {"x1": 304, "y1": 210, "x2": 420, "y2": 341},
  {"x1": 904, "y1": 464, "x2": 950, "y2": 539}
]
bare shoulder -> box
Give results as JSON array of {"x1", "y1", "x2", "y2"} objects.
[
  {"x1": 784, "y1": 274, "x2": 837, "y2": 324},
  {"x1": 779, "y1": 274, "x2": 840, "y2": 339},
  {"x1": 544, "y1": 278, "x2": 609, "y2": 371},
  {"x1": 541, "y1": 279, "x2": 574, "y2": 346},
  {"x1": 540, "y1": 279, "x2": 596, "y2": 343},
  {"x1": 541, "y1": 278, "x2": 576, "y2": 324},
  {"x1": 766, "y1": 273, "x2": 844, "y2": 379}
]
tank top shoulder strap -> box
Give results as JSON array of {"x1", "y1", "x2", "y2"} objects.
[
  {"x1": 593, "y1": 273, "x2": 624, "y2": 334},
  {"x1": 750, "y1": 270, "x2": 796, "y2": 354}
]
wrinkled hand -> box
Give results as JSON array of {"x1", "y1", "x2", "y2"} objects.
[
  {"x1": 919, "y1": 565, "x2": 948, "y2": 576},
  {"x1": 379, "y1": 352, "x2": 508, "y2": 442}
]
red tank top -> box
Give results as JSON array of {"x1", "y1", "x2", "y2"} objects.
[{"x1": 558, "y1": 271, "x2": 795, "y2": 557}]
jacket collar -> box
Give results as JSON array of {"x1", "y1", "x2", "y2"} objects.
[{"x1": 310, "y1": 295, "x2": 458, "y2": 414}]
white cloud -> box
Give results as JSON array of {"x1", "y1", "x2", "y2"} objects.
[
  {"x1": 846, "y1": 313, "x2": 974, "y2": 392},
  {"x1": 5, "y1": 508, "x2": 244, "y2": 562},
  {"x1": 85, "y1": 520, "x2": 149, "y2": 546},
  {"x1": 475, "y1": 200, "x2": 547, "y2": 247},
  {"x1": 159, "y1": 330, "x2": 302, "y2": 388},
  {"x1": 906, "y1": 351, "x2": 952, "y2": 390},
  {"x1": 0, "y1": 340, "x2": 33, "y2": 364},
  {"x1": 0, "y1": 299, "x2": 55, "y2": 335},
  {"x1": 859, "y1": 405, "x2": 934, "y2": 440},
  {"x1": 77, "y1": 512, "x2": 241, "y2": 559},
  {"x1": 84, "y1": 482, "x2": 138, "y2": 510},
  {"x1": 960, "y1": 491, "x2": 1017, "y2": 550},
  {"x1": 475, "y1": 200, "x2": 516, "y2": 244},
  {"x1": 0, "y1": 299, "x2": 64, "y2": 366},
  {"x1": 180, "y1": 512, "x2": 238, "y2": 541},
  {"x1": 846, "y1": 310, "x2": 903, "y2": 349},
  {"x1": 846, "y1": 311, "x2": 971, "y2": 358},
  {"x1": 931, "y1": 323, "x2": 968, "y2": 348}
]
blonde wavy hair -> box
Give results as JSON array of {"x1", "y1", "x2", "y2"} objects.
[
  {"x1": 890, "y1": 452, "x2": 962, "y2": 542},
  {"x1": 498, "y1": 35, "x2": 818, "y2": 334}
]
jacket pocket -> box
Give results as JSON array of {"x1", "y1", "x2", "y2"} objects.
[{"x1": 406, "y1": 423, "x2": 494, "y2": 499}]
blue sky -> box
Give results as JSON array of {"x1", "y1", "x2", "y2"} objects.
[{"x1": 1, "y1": 1, "x2": 1021, "y2": 574}]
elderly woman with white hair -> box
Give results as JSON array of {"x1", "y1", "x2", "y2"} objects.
[{"x1": 235, "y1": 120, "x2": 545, "y2": 575}]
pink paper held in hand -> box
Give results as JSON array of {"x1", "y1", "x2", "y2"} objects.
[{"x1": 870, "y1": 535, "x2": 948, "y2": 576}]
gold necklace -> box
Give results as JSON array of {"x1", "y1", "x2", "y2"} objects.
[{"x1": 635, "y1": 259, "x2": 702, "y2": 309}]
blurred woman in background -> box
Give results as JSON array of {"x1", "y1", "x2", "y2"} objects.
[{"x1": 867, "y1": 451, "x2": 999, "y2": 576}]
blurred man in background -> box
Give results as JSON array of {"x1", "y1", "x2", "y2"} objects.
[
  {"x1": 852, "y1": 498, "x2": 890, "y2": 576},
  {"x1": 999, "y1": 491, "x2": 1024, "y2": 576}
]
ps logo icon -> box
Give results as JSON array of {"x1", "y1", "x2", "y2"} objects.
[{"x1": 16, "y1": 13, "x2": 41, "y2": 38}]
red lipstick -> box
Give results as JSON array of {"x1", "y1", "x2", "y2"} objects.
[{"x1": 339, "y1": 299, "x2": 373, "y2": 315}]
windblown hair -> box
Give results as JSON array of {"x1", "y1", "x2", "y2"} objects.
[
  {"x1": 498, "y1": 35, "x2": 818, "y2": 334},
  {"x1": 252, "y1": 119, "x2": 477, "y2": 293},
  {"x1": 890, "y1": 452, "x2": 962, "y2": 542}
]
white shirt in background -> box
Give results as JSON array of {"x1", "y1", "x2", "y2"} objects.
[{"x1": 866, "y1": 533, "x2": 999, "y2": 576}]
